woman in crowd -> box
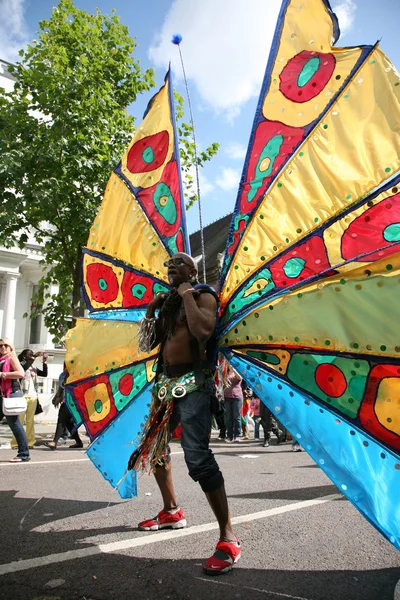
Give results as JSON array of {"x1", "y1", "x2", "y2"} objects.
[
  {"x1": 0, "y1": 338, "x2": 30, "y2": 463},
  {"x1": 223, "y1": 362, "x2": 243, "y2": 442},
  {"x1": 11, "y1": 348, "x2": 48, "y2": 449}
]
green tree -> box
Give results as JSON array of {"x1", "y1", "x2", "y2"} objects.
[{"x1": 0, "y1": 0, "x2": 218, "y2": 343}]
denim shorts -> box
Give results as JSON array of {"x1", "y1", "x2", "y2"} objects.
[{"x1": 165, "y1": 378, "x2": 224, "y2": 493}]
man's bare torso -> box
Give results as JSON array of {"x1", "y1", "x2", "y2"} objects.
[{"x1": 162, "y1": 302, "x2": 208, "y2": 366}]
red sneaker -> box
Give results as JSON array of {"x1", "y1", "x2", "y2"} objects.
[
  {"x1": 138, "y1": 507, "x2": 187, "y2": 531},
  {"x1": 203, "y1": 537, "x2": 241, "y2": 575}
]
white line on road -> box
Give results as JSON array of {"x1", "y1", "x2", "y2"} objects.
[
  {"x1": 0, "y1": 451, "x2": 185, "y2": 467},
  {"x1": 0, "y1": 494, "x2": 339, "y2": 576},
  {"x1": 0, "y1": 458, "x2": 90, "y2": 466},
  {"x1": 195, "y1": 577, "x2": 314, "y2": 600}
]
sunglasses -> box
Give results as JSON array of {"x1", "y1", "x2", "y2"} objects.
[
  {"x1": 164, "y1": 258, "x2": 192, "y2": 269},
  {"x1": 0, "y1": 344, "x2": 9, "y2": 348}
]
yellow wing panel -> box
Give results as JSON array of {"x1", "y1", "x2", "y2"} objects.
[
  {"x1": 221, "y1": 49, "x2": 400, "y2": 304},
  {"x1": 87, "y1": 172, "x2": 169, "y2": 277},
  {"x1": 120, "y1": 77, "x2": 174, "y2": 190},
  {"x1": 262, "y1": 0, "x2": 362, "y2": 127},
  {"x1": 223, "y1": 255, "x2": 400, "y2": 359},
  {"x1": 66, "y1": 318, "x2": 158, "y2": 384}
]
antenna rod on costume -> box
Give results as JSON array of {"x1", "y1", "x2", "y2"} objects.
[{"x1": 172, "y1": 33, "x2": 206, "y2": 284}]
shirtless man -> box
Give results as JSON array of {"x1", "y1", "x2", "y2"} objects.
[{"x1": 135, "y1": 252, "x2": 241, "y2": 575}]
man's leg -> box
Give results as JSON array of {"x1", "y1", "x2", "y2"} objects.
[
  {"x1": 179, "y1": 384, "x2": 238, "y2": 544},
  {"x1": 138, "y1": 404, "x2": 186, "y2": 531},
  {"x1": 205, "y1": 483, "x2": 235, "y2": 542},
  {"x1": 153, "y1": 463, "x2": 178, "y2": 510}
]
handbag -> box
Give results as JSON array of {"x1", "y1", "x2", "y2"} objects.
[
  {"x1": 2, "y1": 389, "x2": 27, "y2": 416},
  {"x1": 35, "y1": 399, "x2": 44, "y2": 415}
]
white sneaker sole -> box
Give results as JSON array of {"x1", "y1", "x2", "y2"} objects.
[{"x1": 203, "y1": 551, "x2": 241, "y2": 576}]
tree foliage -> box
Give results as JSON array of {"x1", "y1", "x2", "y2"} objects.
[{"x1": 0, "y1": 0, "x2": 219, "y2": 343}]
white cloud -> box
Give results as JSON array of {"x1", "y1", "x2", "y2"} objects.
[
  {"x1": 216, "y1": 167, "x2": 240, "y2": 192},
  {"x1": 198, "y1": 172, "x2": 215, "y2": 197},
  {"x1": 225, "y1": 142, "x2": 247, "y2": 160},
  {"x1": 182, "y1": 164, "x2": 215, "y2": 199},
  {"x1": 149, "y1": 0, "x2": 282, "y2": 119},
  {"x1": 332, "y1": 0, "x2": 357, "y2": 38},
  {"x1": 0, "y1": 0, "x2": 30, "y2": 63}
]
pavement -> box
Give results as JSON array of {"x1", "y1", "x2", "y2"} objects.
[
  {"x1": 0, "y1": 422, "x2": 399, "y2": 600},
  {"x1": 0, "y1": 419, "x2": 88, "y2": 449}
]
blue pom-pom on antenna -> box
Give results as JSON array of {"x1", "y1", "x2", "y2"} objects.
[{"x1": 171, "y1": 33, "x2": 182, "y2": 45}]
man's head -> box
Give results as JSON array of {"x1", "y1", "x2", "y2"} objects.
[{"x1": 164, "y1": 252, "x2": 198, "y2": 287}]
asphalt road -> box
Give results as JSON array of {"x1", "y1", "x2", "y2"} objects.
[{"x1": 0, "y1": 426, "x2": 399, "y2": 600}]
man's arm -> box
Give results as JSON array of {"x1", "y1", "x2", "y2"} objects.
[{"x1": 179, "y1": 287, "x2": 217, "y2": 343}]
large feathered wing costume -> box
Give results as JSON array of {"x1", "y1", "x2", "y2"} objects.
[
  {"x1": 65, "y1": 0, "x2": 400, "y2": 551},
  {"x1": 65, "y1": 70, "x2": 186, "y2": 498}
]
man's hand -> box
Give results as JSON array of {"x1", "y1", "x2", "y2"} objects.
[{"x1": 177, "y1": 283, "x2": 200, "y2": 298}]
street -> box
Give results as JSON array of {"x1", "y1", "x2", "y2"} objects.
[{"x1": 0, "y1": 423, "x2": 399, "y2": 600}]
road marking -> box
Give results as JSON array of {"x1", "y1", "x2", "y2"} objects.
[
  {"x1": 0, "y1": 451, "x2": 184, "y2": 467},
  {"x1": 0, "y1": 494, "x2": 339, "y2": 575},
  {"x1": 0, "y1": 547, "x2": 102, "y2": 575},
  {"x1": 195, "y1": 577, "x2": 314, "y2": 600},
  {"x1": 20, "y1": 497, "x2": 42, "y2": 530},
  {"x1": 0, "y1": 458, "x2": 90, "y2": 466}
]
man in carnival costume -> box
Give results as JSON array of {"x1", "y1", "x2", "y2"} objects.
[{"x1": 130, "y1": 252, "x2": 241, "y2": 575}]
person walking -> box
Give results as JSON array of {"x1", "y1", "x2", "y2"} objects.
[
  {"x1": 11, "y1": 349, "x2": 48, "y2": 449},
  {"x1": 250, "y1": 395, "x2": 261, "y2": 439},
  {"x1": 133, "y1": 253, "x2": 241, "y2": 575},
  {"x1": 0, "y1": 338, "x2": 30, "y2": 463},
  {"x1": 260, "y1": 401, "x2": 284, "y2": 447},
  {"x1": 45, "y1": 365, "x2": 83, "y2": 450}
]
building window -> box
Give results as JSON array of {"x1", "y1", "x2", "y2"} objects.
[{"x1": 29, "y1": 285, "x2": 42, "y2": 344}]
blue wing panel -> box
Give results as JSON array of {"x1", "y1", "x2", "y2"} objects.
[
  {"x1": 229, "y1": 351, "x2": 400, "y2": 551},
  {"x1": 86, "y1": 386, "x2": 153, "y2": 499}
]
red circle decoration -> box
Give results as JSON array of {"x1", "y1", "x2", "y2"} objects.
[
  {"x1": 121, "y1": 271, "x2": 154, "y2": 308},
  {"x1": 137, "y1": 161, "x2": 181, "y2": 236},
  {"x1": 341, "y1": 191, "x2": 400, "y2": 262},
  {"x1": 127, "y1": 131, "x2": 170, "y2": 174},
  {"x1": 279, "y1": 51, "x2": 336, "y2": 103},
  {"x1": 119, "y1": 373, "x2": 134, "y2": 396},
  {"x1": 360, "y1": 364, "x2": 400, "y2": 451},
  {"x1": 315, "y1": 363, "x2": 347, "y2": 398},
  {"x1": 269, "y1": 235, "x2": 332, "y2": 290},
  {"x1": 86, "y1": 263, "x2": 119, "y2": 304}
]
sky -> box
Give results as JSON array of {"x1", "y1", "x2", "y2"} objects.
[{"x1": 1, "y1": 0, "x2": 399, "y2": 233}]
